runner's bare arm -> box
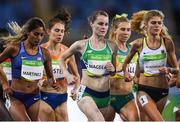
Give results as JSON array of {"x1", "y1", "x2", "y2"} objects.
[
  {"x1": 165, "y1": 39, "x2": 179, "y2": 74},
  {"x1": 68, "y1": 55, "x2": 80, "y2": 89},
  {"x1": 123, "y1": 39, "x2": 142, "y2": 72},
  {"x1": 0, "y1": 45, "x2": 17, "y2": 64},
  {"x1": 42, "y1": 48, "x2": 55, "y2": 82},
  {"x1": 60, "y1": 41, "x2": 82, "y2": 76},
  {"x1": 108, "y1": 41, "x2": 118, "y2": 75}
]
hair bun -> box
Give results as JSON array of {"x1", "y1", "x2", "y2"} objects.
[{"x1": 54, "y1": 8, "x2": 71, "y2": 24}]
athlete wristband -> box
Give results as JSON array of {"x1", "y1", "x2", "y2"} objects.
[
  {"x1": 109, "y1": 69, "x2": 116, "y2": 76},
  {"x1": 168, "y1": 67, "x2": 179, "y2": 74}
]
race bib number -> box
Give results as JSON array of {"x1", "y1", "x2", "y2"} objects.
[
  {"x1": 87, "y1": 54, "x2": 111, "y2": 76},
  {"x1": 128, "y1": 63, "x2": 136, "y2": 77},
  {"x1": 139, "y1": 95, "x2": 148, "y2": 107},
  {"x1": 21, "y1": 59, "x2": 44, "y2": 81},
  {"x1": 52, "y1": 60, "x2": 64, "y2": 79}
]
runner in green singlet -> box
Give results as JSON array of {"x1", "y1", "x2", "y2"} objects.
[
  {"x1": 60, "y1": 10, "x2": 118, "y2": 121},
  {"x1": 106, "y1": 14, "x2": 139, "y2": 121}
]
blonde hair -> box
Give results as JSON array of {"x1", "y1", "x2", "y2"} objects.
[
  {"x1": 2, "y1": 31, "x2": 24, "y2": 44},
  {"x1": 109, "y1": 14, "x2": 130, "y2": 42},
  {"x1": 3, "y1": 17, "x2": 46, "y2": 44},
  {"x1": 131, "y1": 10, "x2": 171, "y2": 40}
]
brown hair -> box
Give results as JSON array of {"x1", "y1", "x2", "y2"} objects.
[
  {"x1": 109, "y1": 14, "x2": 130, "y2": 42},
  {"x1": 88, "y1": 10, "x2": 108, "y2": 24},
  {"x1": 48, "y1": 7, "x2": 71, "y2": 33}
]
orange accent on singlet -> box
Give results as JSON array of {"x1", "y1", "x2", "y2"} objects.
[{"x1": 41, "y1": 43, "x2": 67, "y2": 85}]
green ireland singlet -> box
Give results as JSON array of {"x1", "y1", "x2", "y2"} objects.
[{"x1": 81, "y1": 40, "x2": 113, "y2": 76}]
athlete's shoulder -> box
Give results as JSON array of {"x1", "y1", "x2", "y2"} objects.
[
  {"x1": 129, "y1": 41, "x2": 139, "y2": 59},
  {"x1": 77, "y1": 39, "x2": 88, "y2": 44},
  {"x1": 1, "y1": 42, "x2": 20, "y2": 57},
  {"x1": 41, "y1": 46, "x2": 50, "y2": 54},
  {"x1": 41, "y1": 42, "x2": 48, "y2": 48},
  {"x1": 107, "y1": 40, "x2": 118, "y2": 51},
  {"x1": 72, "y1": 39, "x2": 88, "y2": 48},
  {"x1": 59, "y1": 43, "x2": 68, "y2": 52},
  {"x1": 132, "y1": 38, "x2": 143, "y2": 48},
  {"x1": 163, "y1": 37, "x2": 173, "y2": 46}
]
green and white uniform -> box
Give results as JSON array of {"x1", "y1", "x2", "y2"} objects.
[
  {"x1": 77, "y1": 40, "x2": 113, "y2": 108},
  {"x1": 139, "y1": 38, "x2": 167, "y2": 76},
  {"x1": 81, "y1": 40, "x2": 113, "y2": 76}
]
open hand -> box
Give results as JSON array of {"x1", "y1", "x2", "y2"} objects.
[{"x1": 159, "y1": 67, "x2": 169, "y2": 74}]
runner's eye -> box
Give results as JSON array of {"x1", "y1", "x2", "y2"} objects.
[{"x1": 33, "y1": 32, "x2": 44, "y2": 37}]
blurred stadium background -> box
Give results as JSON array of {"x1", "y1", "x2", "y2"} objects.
[
  {"x1": 0, "y1": 0, "x2": 180, "y2": 121},
  {"x1": 0, "y1": 0, "x2": 180, "y2": 49}
]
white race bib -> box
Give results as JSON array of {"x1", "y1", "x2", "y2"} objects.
[
  {"x1": 87, "y1": 60, "x2": 110, "y2": 75},
  {"x1": 52, "y1": 60, "x2": 64, "y2": 79},
  {"x1": 128, "y1": 63, "x2": 136, "y2": 77},
  {"x1": 144, "y1": 60, "x2": 165, "y2": 75},
  {"x1": 21, "y1": 59, "x2": 44, "y2": 81},
  {"x1": 86, "y1": 54, "x2": 111, "y2": 76}
]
